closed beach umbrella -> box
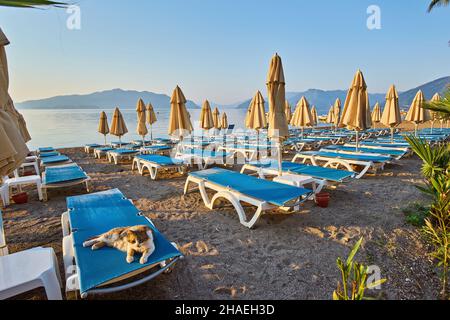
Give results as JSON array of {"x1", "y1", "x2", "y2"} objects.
[
  {"x1": 168, "y1": 85, "x2": 193, "y2": 140},
  {"x1": 333, "y1": 98, "x2": 341, "y2": 131},
  {"x1": 326, "y1": 105, "x2": 335, "y2": 125},
  {"x1": 98, "y1": 111, "x2": 109, "y2": 145},
  {"x1": 0, "y1": 28, "x2": 29, "y2": 177},
  {"x1": 212, "y1": 107, "x2": 220, "y2": 130},
  {"x1": 291, "y1": 96, "x2": 312, "y2": 138},
  {"x1": 266, "y1": 53, "x2": 289, "y2": 175},
  {"x1": 285, "y1": 100, "x2": 292, "y2": 123},
  {"x1": 200, "y1": 100, "x2": 214, "y2": 132},
  {"x1": 430, "y1": 93, "x2": 441, "y2": 132},
  {"x1": 339, "y1": 70, "x2": 371, "y2": 151},
  {"x1": 110, "y1": 107, "x2": 128, "y2": 146},
  {"x1": 381, "y1": 85, "x2": 402, "y2": 142},
  {"x1": 136, "y1": 98, "x2": 148, "y2": 145},
  {"x1": 405, "y1": 90, "x2": 431, "y2": 136},
  {"x1": 310, "y1": 106, "x2": 318, "y2": 127},
  {"x1": 146, "y1": 103, "x2": 157, "y2": 140},
  {"x1": 246, "y1": 91, "x2": 267, "y2": 131},
  {"x1": 221, "y1": 112, "x2": 228, "y2": 130},
  {"x1": 371, "y1": 102, "x2": 382, "y2": 129}
]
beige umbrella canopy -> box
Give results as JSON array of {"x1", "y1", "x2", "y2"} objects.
[
  {"x1": 381, "y1": 85, "x2": 402, "y2": 142},
  {"x1": 146, "y1": 103, "x2": 157, "y2": 140},
  {"x1": 168, "y1": 85, "x2": 193, "y2": 139},
  {"x1": 310, "y1": 106, "x2": 318, "y2": 127},
  {"x1": 98, "y1": 111, "x2": 109, "y2": 145},
  {"x1": 339, "y1": 70, "x2": 371, "y2": 150},
  {"x1": 266, "y1": 53, "x2": 288, "y2": 175},
  {"x1": 430, "y1": 93, "x2": 441, "y2": 131},
  {"x1": 136, "y1": 99, "x2": 148, "y2": 144},
  {"x1": 291, "y1": 96, "x2": 312, "y2": 137},
  {"x1": 0, "y1": 28, "x2": 30, "y2": 177},
  {"x1": 246, "y1": 91, "x2": 267, "y2": 131},
  {"x1": 221, "y1": 112, "x2": 228, "y2": 130},
  {"x1": 326, "y1": 105, "x2": 335, "y2": 124},
  {"x1": 371, "y1": 102, "x2": 382, "y2": 128},
  {"x1": 285, "y1": 100, "x2": 292, "y2": 123},
  {"x1": 110, "y1": 107, "x2": 128, "y2": 146},
  {"x1": 200, "y1": 100, "x2": 214, "y2": 131},
  {"x1": 212, "y1": 107, "x2": 221, "y2": 131},
  {"x1": 333, "y1": 98, "x2": 341, "y2": 129},
  {"x1": 405, "y1": 90, "x2": 431, "y2": 136}
]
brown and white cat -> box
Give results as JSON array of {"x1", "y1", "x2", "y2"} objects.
[{"x1": 83, "y1": 225, "x2": 155, "y2": 264}]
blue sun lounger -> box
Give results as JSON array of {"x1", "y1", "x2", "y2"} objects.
[
  {"x1": 323, "y1": 145, "x2": 407, "y2": 160},
  {"x1": 241, "y1": 161, "x2": 355, "y2": 183},
  {"x1": 132, "y1": 155, "x2": 186, "y2": 180},
  {"x1": 107, "y1": 149, "x2": 140, "y2": 164},
  {"x1": 84, "y1": 144, "x2": 101, "y2": 153},
  {"x1": 42, "y1": 164, "x2": 91, "y2": 201},
  {"x1": 140, "y1": 145, "x2": 172, "y2": 155},
  {"x1": 38, "y1": 147, "x2": 55, "y2": 153},
  {"x1": 293, "y1": 150, "x2": 393, "y2": 179},
  {"x1": 184, "y1": 168, "x2": 313, "y2": 228},
  {"x1": 177, "y1": 149, "x2": 232, "y2": 170},
  {"x1": 93, "y1": 147, "x2": 114, "y2": 159},
  {"x1": 61, "y1": 189, "x2": 183, "y2": 298},
  {"x1": 39, "y1": 151, "x2": 61, "y2": 158},
  {"x1": 40, "y1": 155, "x2": 72, "y2": 167}
]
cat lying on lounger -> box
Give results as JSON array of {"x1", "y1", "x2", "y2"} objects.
[{"x1": 83, "y1": 225, "x2": 155, "y2": 264}]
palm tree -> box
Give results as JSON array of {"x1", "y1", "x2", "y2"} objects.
[
  {"x1": 428, "y1": 0, "x2": 450, "y2": 12},
  {"x1": 424, "y1": 89, "x2": 450, "y2": 118},
  {"x1": 0, "y1": 0, "x2": 67, "y2": 8}
]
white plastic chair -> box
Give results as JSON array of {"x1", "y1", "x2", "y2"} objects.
[
  {"x1": 19, "y1": 157, "x2": 40, "y2": 176},
  {"x1": 0, "y1": 247, "x2": 63, "y2": 300},
  {"x1": 1, "y1": 175, "x2": 43, "y2": 207}
]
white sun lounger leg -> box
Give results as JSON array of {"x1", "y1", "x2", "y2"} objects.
[{"x1": 61, "y1": 211, "x2": 70, "y2": 237}]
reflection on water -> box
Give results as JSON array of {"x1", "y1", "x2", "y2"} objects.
[{"x1": 20, "y1": 108, "x2": 250, "y2": 149}]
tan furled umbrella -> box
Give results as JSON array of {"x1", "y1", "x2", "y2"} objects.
[
  {"x1": 371, "y1": 102, "x2": 382, "y2": 129},
  {"x1": 168, "y1": 85, "x2": 193, "y2": 143},
  {"x1": 136, "y1": 98, "x2": 148, "y2": 146},
  {"x1": 212, "y1": 107, "x2": 220, "y2": 132},
  {"x1": 110, "y1": 107, "x2": 128, "y2": 147},
  {"x1": 381, "y1": 85, "x2": 402, "y2": 142},
  {"x1": 146, "y1": 103, "x2": 157, "y2": 140},
  {"x1": 285, "y1": 100, "x2": 292, "y2": 123},
  {"x1": 266, "y1": 53, "x2": 289, "y2": 175},
  {"x1": 0, "y1": 28, "x2": 29, "y2": 177},
  {"x1": 246, "y1": 91, "x2": 267, "y2": 131},
  {"x1": 291, "y1": 96, "x2": 312, "y2": 138},
  {"x1": 98, "y1": 111, "x2": 109, "y2": 145},
  {"x1": 221, "y1": 112, "x2": 228, "y2": 131},
  {"x1": 200, "y1": 100, "x2": 214, "y2": 133},
  {"x1": 333, "y1": 98, "x2": 341, "y2": 131},
  {"x1": 405, "y1": 90, "x2": 431, "y2": 136},
  {"x1": 310, "y1": 106, "x2": 318, "y2": 127},
  {"x1": 339, "y1": 70, "x2": 371, "y2": 151},
  {"x1": 430, "y1": 93, "x2": 441, "y2": 132},
  {"x1": 326, "y1": 105, "x2": 335, "y2": 125}
]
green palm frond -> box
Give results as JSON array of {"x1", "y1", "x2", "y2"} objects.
[
  {"x1": 423, "y1": 89, "x2": 450, "y2": 122},
  {"x1": 428, "y1": 0, "x2": 450, "y2": 12},
  {"x1": 0, "y1": 0, "x2": 67, "y2": 8}
]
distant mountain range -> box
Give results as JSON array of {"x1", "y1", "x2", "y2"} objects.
[
  {"x1": 16, "y1": 76, "x2": 449, "y2": 114},
  {"x1": 237, "y1": 76, "x2": 450, "y2": 114},
  {"x1": 16, "y1": 88, "x2": 200, "y2": 110}
]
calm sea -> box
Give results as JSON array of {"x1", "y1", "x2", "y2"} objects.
[{"x1": 20, "y1": 107, "x2": 250, "y2": 150}]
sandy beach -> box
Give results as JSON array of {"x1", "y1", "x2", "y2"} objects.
[{"x1": 2, "y1": 144, "x2": 441, "y2": 300}]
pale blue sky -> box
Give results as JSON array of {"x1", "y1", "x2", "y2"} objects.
[{"x1": 0, "y1": 0, "x2": 449, "y2": 104}]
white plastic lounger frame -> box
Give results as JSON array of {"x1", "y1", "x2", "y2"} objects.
[
  {"x1": 107, "y1": 151, "x2": 139, "y2": 165},
  {"x1": 60, "y1": 207, "x2": 182, "y2": 299},
  {"x1": 42, "y1": 165, "x2": 91, "y2": 202},
  {"x1": 131, "y1": 158, "x2": 186, "y2": 180},
  {"x1": 183, "y1": 175, "x2": 311, "y2": 229},
  {"x1": 292, "y1": 153, "x2": 383, "y2": 179},
  {"x1": 93, "y1": 149, "x2": 111, "y2": 159}
]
